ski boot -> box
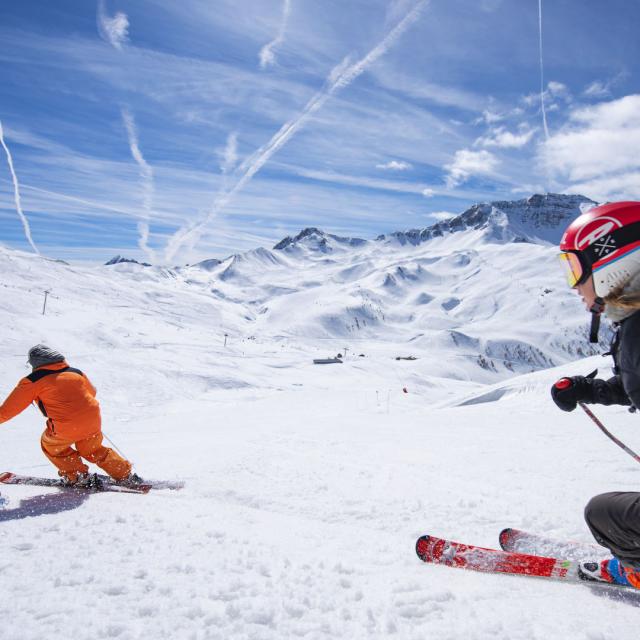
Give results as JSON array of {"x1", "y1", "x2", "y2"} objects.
[
  {"x1": 61, "y1": 472, "x2": 104, "y2": 490},
  {"x1": 578, "y1": 557, "x2": 640, "y2": 589},
  {"x1": 116, "y1": 472, "x2": 145, "y2": 488}
]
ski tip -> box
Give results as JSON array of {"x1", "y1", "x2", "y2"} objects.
[
  {"x1": 499, "y1": 528, "x2": 514, "y2": 550},
  {"x1": 499, "y1": 527, "x2": 526, "y2": 551},
  {"x1": 415, "y1": 535, "x2": 432, "y2": 561}
]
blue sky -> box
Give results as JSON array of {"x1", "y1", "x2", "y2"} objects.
[{"x1": 0, "y1": 0, "x2": 639, "y2": 263}]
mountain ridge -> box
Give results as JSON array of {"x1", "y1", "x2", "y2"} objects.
[
  {"x1": 379, "y1": 193, "x2": 596, "y2": 247},
  {"x1": 104, "y1": 193, "x2": 596, "y2": 268},
  {"x1": 271, "y1": 193, "x2": 595, "y2": 255}
]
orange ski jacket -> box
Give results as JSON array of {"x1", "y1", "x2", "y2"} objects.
[{"x1": 0, "y1": 361, "x2": 101, "y2": 440}]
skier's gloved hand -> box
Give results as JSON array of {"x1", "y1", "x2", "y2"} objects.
[{"x1": 551, "y1": 376, "x2": 592, "y2": 412}]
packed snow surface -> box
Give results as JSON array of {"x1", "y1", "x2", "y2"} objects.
[{"x1": 1, "y1": 196, "x2": 639, "y2": 639}]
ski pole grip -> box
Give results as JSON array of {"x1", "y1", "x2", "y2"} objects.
[{"x1": 555, "y1": 378, "x2": 572, "y2": 390}]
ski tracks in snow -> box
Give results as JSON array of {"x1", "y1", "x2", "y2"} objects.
[{"x1": 2, "y1": 390, "x2": 637, "y2": 639}]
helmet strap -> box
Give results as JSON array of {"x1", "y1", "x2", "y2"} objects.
[{"x1": 589, "y1": 296, "x2": 605, "y2": 343}]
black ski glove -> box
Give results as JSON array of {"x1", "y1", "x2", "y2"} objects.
[{"x1": 551, "y1": 376, "x2": 593, "y2": 412}]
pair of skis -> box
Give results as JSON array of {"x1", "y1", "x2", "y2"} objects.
[
  {"x1": 0, "y1": 471, "x2": 184, "y2": 495},
  {"x1": 416, "y1": 528, "x2": 631, "y2": 590}
]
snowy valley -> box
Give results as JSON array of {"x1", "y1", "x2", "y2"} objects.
[{"x1": 2, "y1": 193, "x2": 640, "y2": 639}]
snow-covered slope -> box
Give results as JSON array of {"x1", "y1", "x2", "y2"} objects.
[
  {"x1": 175, "y1": 193, "x2": 603, "y2": 380},
  {"x1": 0, "y1": 193, "x2": 603, "y2": 395},
  {"x1": 3, "y1": 193, "x2": 637, "y2": 640}
]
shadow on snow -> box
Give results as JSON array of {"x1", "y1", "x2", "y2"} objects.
[
  {"x1": 0, "y1": 490, "x2": 89, "y2": 522},
  {"x1": 587, "y1": 584, "x2": 640, "y2": 607}
]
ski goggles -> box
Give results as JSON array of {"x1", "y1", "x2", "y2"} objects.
[{"x1": 558, "y1": 251, "x2": 591, "y2": 288}]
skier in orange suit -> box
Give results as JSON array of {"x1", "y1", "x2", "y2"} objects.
[{"x1": 0, "y1": 345, "x2": 139, "y2": 488}]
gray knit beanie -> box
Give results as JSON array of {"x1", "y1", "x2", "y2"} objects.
[{"x1": 28, "y1": 344, "x2": 65, "y2": 370}]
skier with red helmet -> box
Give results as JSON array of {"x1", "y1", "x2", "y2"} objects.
[{"x1": 554, "y1": 200, "x2": 640, "y2": 588}]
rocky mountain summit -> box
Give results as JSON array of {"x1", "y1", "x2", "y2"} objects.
[
  {"x1": 267, "y1": 194, "x2": 596, "y2": 255},
  {"x1": 105, "y1": 255, "x2": 151, "y2": 267},
  {"x1": 376, "y1": 193, "x2": 596, "y2": 247},
  {"x1": 273, "y1": 227, "x2": 368, "y2": 253}
]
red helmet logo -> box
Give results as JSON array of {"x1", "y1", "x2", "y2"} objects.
[{"x1": 575, "y1": 216, "x2": 623, "y2": 250}]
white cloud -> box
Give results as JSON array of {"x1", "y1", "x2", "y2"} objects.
[
  {"x1": 259, "y1": 0, "x2": 291, "y2": 69},
  {"x1": 522, "y1": 81, "x2": 570, "y2": 107},
  {"x1": 97, "y1": 1, "x2": 129, "y2": 50},
  {"x1": 583, "y1": 81, "x2": 610, "y2": 99},
  {"x1": 564, "y1": 173, "x2": 640, "y2": 202},
  {"x1": 510, "y1": 184, "x2": 545, "y2": 195},
  {"x1": 164, "y1": 0, "x2": 428, "y2": 261},
  {"x1": 430, "y1": 211, "x2": 456, "y2": 221},
  {"x1": 475, "y1": 109, "x2": 504, "y2": 125},
  {"x1": 278, "y1": 163, "x2": 496, "y2": 201},
  {"x1": 476, "y1": 126, "x2": 534, "y2": 149},
  {"x1": 444, "y1": 149, "x2": 500, "y2": 188},
  {"x1": 542, "y1": 94, "x2": 640, "y2": 179},
  {"x1": 547, "y1": 81, "x2": 569, "y2": 97},
  {"x1": 287, "y1": 167, "x2": 432, "y2": 196},
  {"x1": 541, "y1": 94, "x2": 640, "y2": 200},
  {"x1": 219, "y1": 132, "x2": 239, "y2": 174},
  {"x1": 582, "y1": 73, "x2": 628, "y2": 100},
  {"x1": 376, "y1": 160, "x2": 412, "y2": 171},
  {"x1": 372, "y1": 67, "x2": 487, "y2": 112}
]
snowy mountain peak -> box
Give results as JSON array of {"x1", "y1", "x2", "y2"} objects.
[
  {"x1": 273, "y1": 227, "x2": 367, "y2": 254},
  {"x1": 191, "y1": 258, "x2": 222, "y2": 271},
  {"x1": 217, "y1": 247, "x2": 286, "y2": 282},
  {"x1": 378, "y1": 193, "x2": 597, "y2": 247},
  {"x1": 104, "y1": 255, "x2": 151, "y2": 267}
]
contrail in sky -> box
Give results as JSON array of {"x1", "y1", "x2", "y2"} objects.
[
  {"x1": 121, "y1": 108, "x2": 156, "y2": 262},
  {"x1": 538, "y1": 0, "x2": 550, "y2": 141},
  {"x1": 259, "y1": 0, "x2": 292, "y2": 69},
  {"x1": 97, "y1": 1, "x2": 156, "y2": 260},
  {"x1": 165, "y1": 0, "x2": 429, "y2": 262},
  {"x1": 0, "y1": 120, "x2": 40, "y2": 255}
]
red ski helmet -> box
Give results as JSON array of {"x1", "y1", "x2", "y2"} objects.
[{"x1": 559, "y1": 201, "x2": 640, "y2": 297}]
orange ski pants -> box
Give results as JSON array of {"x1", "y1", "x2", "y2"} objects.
[{"x1": 40, "y1": 430, "x2": 132, "y2": 482}]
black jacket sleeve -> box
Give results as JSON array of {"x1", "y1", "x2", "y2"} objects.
[
  {"x1": 588, "y1": 375, "x2": 632, "y2": 407},
  {"x1": 616, "y1": 312, "x2": 640, "y2": 409}
]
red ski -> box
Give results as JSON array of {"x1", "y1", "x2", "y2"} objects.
[
  {"x1": 416, "y1": 534, "x2": 577, "y2": 582},
  {"x1": 499, "y1": 528, "x2": 609, "y2": 564}
]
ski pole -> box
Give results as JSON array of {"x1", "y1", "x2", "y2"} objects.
[
  {"x1": 578, "y1": 402, "x2": 640, "y2": 465},
  {"x1": 102, "y1": 430, "x2": 132, "y2": 463}
]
